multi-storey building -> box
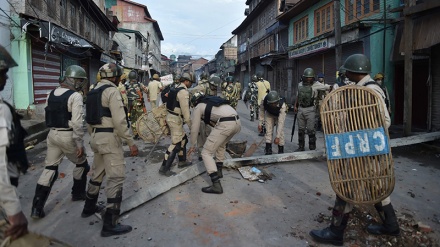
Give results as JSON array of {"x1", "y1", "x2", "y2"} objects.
[{"x1": 3, "y1": 0, "x2": 117, "y2": 115}]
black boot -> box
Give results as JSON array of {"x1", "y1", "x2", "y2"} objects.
[
  {"x1": 201, "y1": 172, "x2": 223, "y2": 194},
  {"x1": 309, "y1": 134, "x2": 316, "y2": 150},
  {"x1": 159, "y1": 151, "x2": 177, "y2": 177},
  {"x1": 72, "y1": 161, "x2": 90, "y2": 201},
  {"x1": 366, "y1": 203, "x2": 400, "y2": 236},
  {"x1": 101, "y1": 209, "x2": 132, "y2": 237},
  {"x1": 31, "y1": 184, "x2": 52, "y2": 219},
  {"x1": 278, "y1": 145, "x2": 284, "y2": 154},
  {"x1": 250, "y1": 116, "x2": 254, "y2": 121},
  {"x1": 295, "y1": 131, "x2": 305, "y2": 151},
  {"x1": 216, "y1": 162, "x2": 223, "y2": 178},
  {"x1": 178, "y1": 160, "x2": 193, "y2": 168},
  {"x1": 265, "y1": 143, "x2": 272, "y2": 155},
  {"x1": 81, "y1": 193, "x2": 105, "y2": 218},
  {"x1": 309, "y1": 213, "x2": 349, "y2": 246}
]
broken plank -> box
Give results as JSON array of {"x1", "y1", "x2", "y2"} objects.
[
  {"x1": 224, "y1": 150, "x2": 325, "y2": 169},
  {"x1": 389, "y1": 132, "x2": 440, "y2": 147},
  {"x1": 121, "y1": 162, "x2": 206, "y2": 214}
]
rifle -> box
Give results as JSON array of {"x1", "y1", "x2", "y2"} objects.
[{"x1": 291, "y1": 113, "x2": 297, "y2": 142}]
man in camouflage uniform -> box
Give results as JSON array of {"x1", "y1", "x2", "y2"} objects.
[
  {"x1": 31, "y1": 65, "x2": 89, "y2": 219},
  {"x1": 190, "y1": 76, "x2": 221, "y2": 161},
  {"x1": 148, "y1": 73, "x2": 163, "y2": 109},
  {"x1": 126, "y1": 70, "x2": 146, "y2": 138},
  {"x1": 0, "y1": 45, "x2": 29, "y2": 240},
  {"x1": 293, "y1": 68, "x2": 331, "y2": 151},
  {"x1": 259, "y1": 91, "x2": 287, "y2": 155},
  {"x1": 256, "y1": 72, "x2": 271, "y2": 136},
  {"x1": 159, "y1": 73, "x2": 193, "y2": 176},
  {"x1": 246, "y1": 74, "x2": 259, "y2": 121},
  {"x1": 222, "y1": 76, "x2": 240, "y2": 109},
  {"x1": 82, "y1": 63, "x2": 138, "y2": 237}
]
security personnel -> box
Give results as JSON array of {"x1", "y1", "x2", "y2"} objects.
[
  {"x1": 258, "y1": 91, "x2": 287, "y2": 155},
  {"x1": 246, "y1": 75, "x2": 259, "y2": 121},
  {"x1": 315, "y1": 73, "x2": 328, "y2": 132},
  {"x1": 293, "y1": 68, "x2": 331, "y2": 151},
  {"x1": 31, "y1": 65, "x2": 89, "y2": 219},
  {"x1": 126, "y1": 70, "x2": 146, "y2": 138},
  {"x1": 187, "y1": 92, "x2": 241, "y2": 194},
  {"x1": 118, "y1": 73, "x2": 129, "y2": 108},
  {"x1": 159, "y1": 72, "x2": 193, "y2": 176},
  {"x1": 82, "y1": 63, "x2": 139, "y2": 237},
  {"x1": 0, "y1": 45, "x2": 29, "y2": 240},
  {"x1": 148, "y1": 73, "x2": 163, "y2": 109},
  {"x1": 190, "y1": 76, "x2": 221, "y2": 161},
  {"x1": 310, "y1": 54, "x2": 398, "y2": 246},
  {"x1": 373, "y1": 72, "x2": 391, "y2": 114},
  {"x1": 222, "y1": 76, "x2": 240, "y2": 109},
  {"x1": 235, "y1": 79, "x2": 242, "y2": 100},
  {"x1": 256, "y1": 72, "x2": 270, "y2": 136}
]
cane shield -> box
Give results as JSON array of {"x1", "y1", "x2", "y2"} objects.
[
  {"x1": 136, "y1": 104, "x2": 170, "y2": 144},
  {"x1": 320, "y1": 85, "x2": 395, "y2": 204}
]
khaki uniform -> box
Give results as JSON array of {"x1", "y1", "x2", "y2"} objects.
[
  {"x1": 190, "y1": 80, "x2": 217, "y2": 159},
  {"x1": 164, "y1": 83, "x2": 191, "y2": 164},
  {"x1": 259, "y1": 100, "x2": 287, "y2": 146},
  {"x1": 296, "y1": 81, "x2": 331, "y2": 150},
  {"x1": 0, "y1": 96, "x2": 21, "y2": 217},
  {"x1": 256, "y1": 79, "x2": 271, "y2": 105},
  {"x1": 86, "y1": 80, "x2": 135, "y2": 210},
  {"x1": 190, "y1": 103, "x2": 241, "y2": 174},
  {"x1": 148, "y1": 79, "x2": 162, "y2": 109}
]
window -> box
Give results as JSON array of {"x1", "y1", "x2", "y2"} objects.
[
  {"x1": 60, "y1": 0, "x2": 67, "y2": 23},
  {"x1": 315, "y1": 2, "x2": 334, "y2": 36},
  {"x1": 345, "y1": 0, "x2": 381, "y2": 24},
  {"x1": 47, "y1": 0, "x2": 56, "y2": 18},
  {"x1": 30, "y1": 0, "x2": 42, "y2": 10},
  {"x1": 70, "y1": 3, "x2": 76, "y2": 31},
  {"x1": 294, "y1": 15, "x2": 309, "y2": 43}
]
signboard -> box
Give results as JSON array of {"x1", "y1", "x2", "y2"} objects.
[
  {"x1": 160, "y1": 74, "x2": 173, "y2": 86},
  {"x1": 325, "y1": 127, "x2": 389, "y2": 160},
  {"x1": 40, "y1": 22, "x2": 93, "y2": 48},
  {"x1": 288, "y1": 39, "x2": 328, "y2": 59}
]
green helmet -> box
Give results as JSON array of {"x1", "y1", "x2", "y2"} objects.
[
  {"x1": 266, "y1": 90, "x2": 280, "y2": 104},
  {"x1": 302, "y1": 68, "x2": 315, "y2": 78},
  {"x1": 342, "y1": 54, "x2": 371, "y2": 74},
  {"x1": 65, "y1": 65, "x2": 87, "y2": 79},
  {"x1": 128, "y1": 70, "x2": 137, "y2": 80},
  {"x1": 180, "y1": 72, "x2": 194, "y2": 83},
  {"x1": 338, "y1": 65, "x2": 346, "y2": 76},
  {"x1": 190, "y1": 91, "x2": 205, "y2": 107},
  {"x1": 0, "y1": 45, "x2": 17, "y2": 70},
  {"x1": 174, "y1": 74, "x2": 181, "y2": 83},
  {"x1": 226, "y1": 76, "x2": 233, "y2": 83},
  {"x1": 208, "y1": 76, "x2": 221, "y2": 86},
  {"x1": 256, "y1": 71, "x2": 264, "y2": 79},
  {"x1": 99, "y1": 63, "x2": 123, "y2": 78},
  {"x1": 252, "y1": 74, "x2": 258, "y2": 82}
]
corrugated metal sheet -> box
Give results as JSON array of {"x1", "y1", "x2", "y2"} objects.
[{"x1": 32, "y1": 44, "x2": 61, "y2": 104}]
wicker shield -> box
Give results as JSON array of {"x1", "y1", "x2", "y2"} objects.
[
  {"x1": 320, "y1": 85, "x2": 395, "y2": 204},
  {"x1": 136, "y1": 104, "x2": 170, "y2": 143}
]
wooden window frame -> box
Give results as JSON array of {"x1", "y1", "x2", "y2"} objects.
[
  {"x1": 345, "y1": 0, "x2": 381, "y2": 24},
  {"x1": 294, "y1": 15, "x2": 309, "y2": 43},
  {"x1": 315, "y1": 2, "x2": 334, "y2": 36}
]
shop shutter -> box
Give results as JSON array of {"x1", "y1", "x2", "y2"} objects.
[
  {"x1": 430, "y1": 45, "x2": 440, "y2": 130},
  {"x1": 32, "y1": 43, "x2": 61, "y2": 104}
]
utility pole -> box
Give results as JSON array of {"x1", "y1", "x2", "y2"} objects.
[
  {"x1": 334, "y1": 0, "x2": 342, "y2": 69},
  {"x1": 247, "y1": 38, "x2": 251, "y2": 84},
  {"x1": 404, "y1": 0, "x2": 415, "y2": 136}
]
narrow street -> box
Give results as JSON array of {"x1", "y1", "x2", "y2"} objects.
[{"x1": 18, "y1": 100, "x2": 440, "y2": 247}]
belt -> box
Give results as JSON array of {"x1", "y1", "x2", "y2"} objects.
[
  {"x1": 52, "y1": 128, "x2": 73, "y2": 131},
  {"x1": 300, "y1": 104, "x2": 314, "y2": 108},
  {"x1": 93, "y1": 128, "x2": 114, "y2": 133},
  {"x1": 218, "y1": 116, "x2": 239, "y2": 122},
  {"x1": 167, "y1": 110, "x2": 183, "y2": 117}
]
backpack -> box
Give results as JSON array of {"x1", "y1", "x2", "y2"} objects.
[
  {"x1": 200, "y1": 96, "x2": 230, "y2": 124},
  {"x1": 160, "y1": 84, "x2": 172, "y2": 103},
  {"x1": 364, "y1": 81, "x2": 390, "y2": 113},
  {"x1": 85, "y1": 85, "x2": 113, "y2": 125}
]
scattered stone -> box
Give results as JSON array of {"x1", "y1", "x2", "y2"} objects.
[
  {"x1": 89, "y1": 221, "x2": 94, "y2": 225},
  {"x1": 415, "y1": 222, "x2": 432, "y2": 233},
  {"x1": 316, "y1": 192, "x2": 321, "y2": 196},
  {"x1": 148, "y1": 237, "x2": 152, "y2": 241},
  {"x1": 407, "y1": 191, "x2": 415, "y2": 198}
]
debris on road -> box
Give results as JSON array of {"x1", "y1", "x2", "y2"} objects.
[{"x1": 237, "y1": 166, "x2": 273, "y2": 181}]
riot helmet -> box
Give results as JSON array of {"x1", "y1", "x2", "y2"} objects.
[
  {"x1": 266, "y1": 90, "x2": 280, "y2": 104},
  {"x1": 190, "y1": 91, "x2": 205, "y2": 107},
  {"x1": 225, "y1": 76, "x2": 233, "y2": 83},
  {"x1": 208, "y1": 76, "x2": 221, "y2": 87},
  {"x1": 303, "y1": 68, "x2": 316, "y2": 78},
  {"x1": 128, "y1": 70, "x2": 138, "y2": 80},
  {"x1": 342, "y1": 54, "x2": 371, "y2": 74},
  {"x1": 180, "y1": 72, "x2": 194, "y2": 83},
  {"x1": 251, "y1": 74, "x2": 258, "y2": 82},
  {"x1": 256, "y1": 71, "x2": 264, "y2": 80},
  {"x1": 64, "y1": 65, "x2": 87, "y2": 91},
  {"x1": 153, "y1": 73, "x2": 160, "y2": 80},
  {"x1": 374, "y1": 73, "x2": 384, "y2": 80},
  {"x1": 99, "y1": 63, "x2": 123, "y2": 78}
]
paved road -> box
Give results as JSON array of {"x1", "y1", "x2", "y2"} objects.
[{"x1": 18, "y1": 100, "x2": 440, "y2": 246}]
